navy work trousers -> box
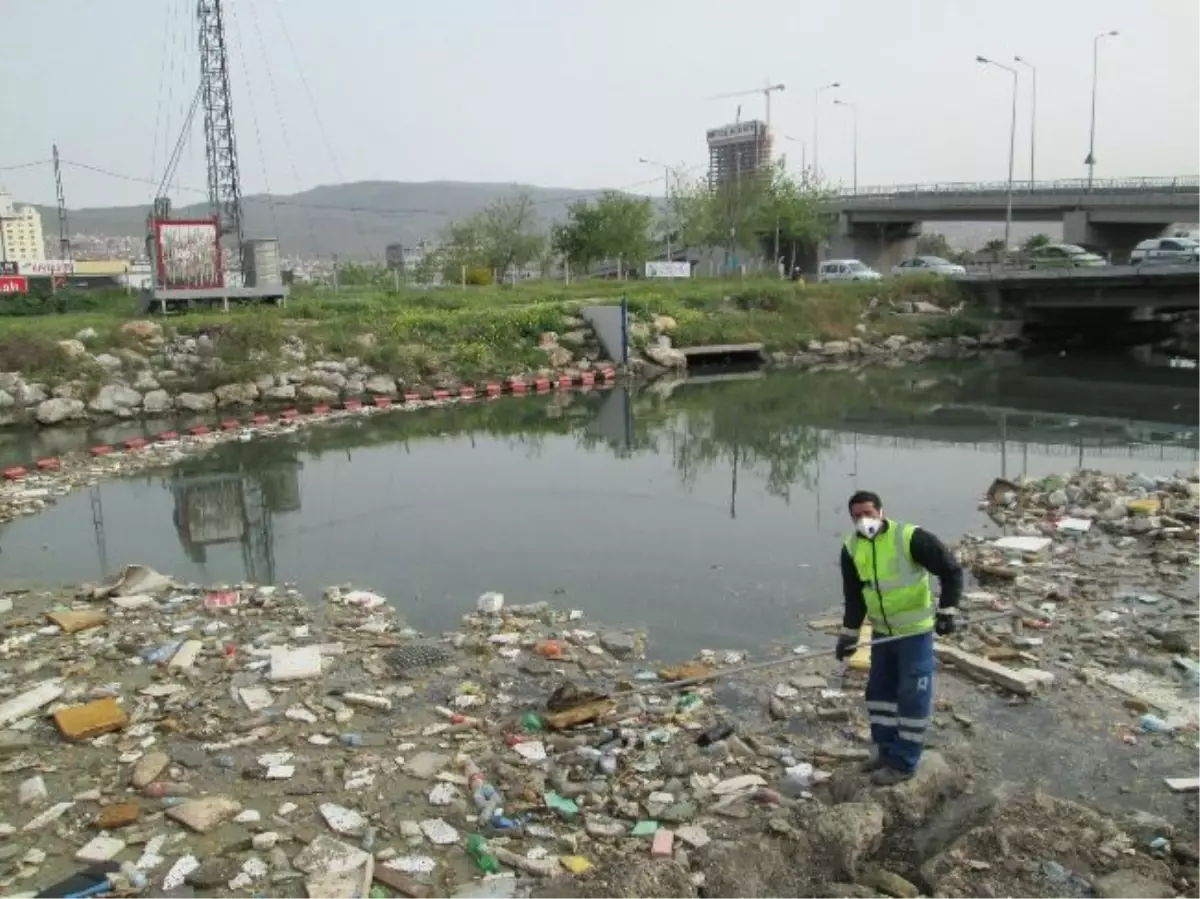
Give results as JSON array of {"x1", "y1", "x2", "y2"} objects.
[{"x1": 864, "y1": 629, "x2": 934, "y2": 773}]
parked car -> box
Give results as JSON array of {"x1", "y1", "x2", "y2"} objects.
[
  {"x1": 1130, "y1": 237, "x2": 1199, "y2": 265},
  {"x1": 1026, "y1": 243, "x2": 1107, "y2": 269},
  {"x1": 818, "y1": 259, "x2": 883, "y2": 282},
  {"x1": 891, "y1": 256, "x2": 967, "y2": 277}
]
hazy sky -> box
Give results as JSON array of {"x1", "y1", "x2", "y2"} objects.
[{"x1": 4, "y1": 0, "x2": 1198, "y2": 209}]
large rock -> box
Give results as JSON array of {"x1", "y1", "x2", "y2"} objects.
[
  {"x1": 546, "y1": 346, "x2": 573, "y2": 368},
  {"x1": 176, "y1": 392, "x2": 217, "y2": 412},
  {"x1": 143, "y1": 390, "x2": 173, "y2": 414},
  {"x1": 121, "y1": 320, "x2": 164, "y2": 341},
  {"x1": 93, "y1": 353, "x2": 123, "y2": 371},
  {"x1": 365, "y1": 375, "x2": 396, "y2": 396},
  {"x1": 35, "y1": 398, "x2": 85, "y2": 425},
  {"x1": 645, "y1": 345, "x2": 687, "y2": 369},
  {"x1": 0, "y1": 390, "x2": 13, "y2": 410},
  {"x1": 133, "y1": 371, "x2": 160, "y2": 391},
  {"x1": 828, "y1": 751, "x2": 962, "y2": 827},
  {"x1": 599, "y1": 632, "x2": 639, "y2": 659},
  {"x1": 821, "y1": 340, "x2": 851, "y2": 356},
  {"x1": 57, "y1": 339, "x2": 88, "y2": 359},
  {"x1": 299, "y1": 385, "x2": 339, "y2": 403},
  {"x1": 88, "y1": 385, "x2": 143, "y2": 416},
  {"x1": 214, "y1": 382, "x2": 259, "y2": 407},
  {"x1": 809, "y1": 802, "x2": 883, "y2": 880},
  {"x1": 15, "y1": 382, "x2": 47, "y2": 407},
  {"x1": 264, "y1": 384, "x2": 297, "y2": 402},
  {"x1": 307, "y1": 369, "x2": 347, "y2": 390},
  {"x1": 1092, "y1": 872, "x2": 1173, "y2": 899}
]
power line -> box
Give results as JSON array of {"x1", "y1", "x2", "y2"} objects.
[
  {"x1": 227, "y1": 0, "x2": 280, "y2": 241},
  {"x1": 0, "y1": 160, "x2": 51, "y2": 172}
]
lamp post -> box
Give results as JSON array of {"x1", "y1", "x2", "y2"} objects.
[
  {"x1": 1013, "y1": 56, "x2": 1036, "y2": 187},
  {"x1": 976, "y1": 56, "x2": 1018, "y2": 256},
  {"x1": 638, "y1": 156, "x2": 674, "y2": 261},
  {"x1": 812, "y1": 81, "x2": 840, "y2": 180},
  {"x1": 833, "y1": 99, "x2": 857, "y2": 194},
  {"x1": 1086, "y1": 30, "x2": 1119, "y2": 190}
]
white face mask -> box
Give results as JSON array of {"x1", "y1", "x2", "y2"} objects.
[{"x1": 855, "y1": 516, "x2": 883, "y2": 539}]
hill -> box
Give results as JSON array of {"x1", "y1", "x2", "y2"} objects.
[{"x1": 34, "y1": 181, "x2": 608, "y2": 261}]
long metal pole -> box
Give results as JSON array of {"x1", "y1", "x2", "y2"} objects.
[
  {"x1": 663, "y1": 165, "x2": 671, "y2": 262},
  {"x1": 1088, "y1": 37, "x2": 1099, "y2": 190},
  {"x1": 812, "y1": 82, "x2": 840, "y2": 179},
  {"x1": 1005, "y1": 66, "x2": 1017, "y2": 253},
  {"x1": 852, "y1": 108, "x2": 858, "y2": 194},
  {"x1": 1014, "y1": 57, "x2": 1036, "y2": 186}
]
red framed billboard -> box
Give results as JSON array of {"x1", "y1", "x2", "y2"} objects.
[
  {"x1": 0, "y1": 275, "x2": 28, "y2": 295},
  {"x1": 153, "y1": 217, "x2": 223, "y2": 289}
]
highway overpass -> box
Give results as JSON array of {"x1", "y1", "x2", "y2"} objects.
[{"x1": 825, "y1": 175, "x2": 1199, "y2": 268}]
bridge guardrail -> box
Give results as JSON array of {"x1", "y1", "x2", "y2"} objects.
[{"x1": 832, "y1": 175, "x2": 1200, "y2": 201}]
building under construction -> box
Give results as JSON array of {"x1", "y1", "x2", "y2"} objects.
[{"x1": 706, "y1": 120, "x2": 773, "y2": 189}]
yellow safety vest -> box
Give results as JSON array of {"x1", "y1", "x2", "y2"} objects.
[{"x1": 844, "y1": 521, "x2": 935, "y2": 637}]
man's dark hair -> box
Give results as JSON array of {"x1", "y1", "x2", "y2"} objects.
[{"x1": 848, "y1": 490, "x2": 883, "y2": 511}]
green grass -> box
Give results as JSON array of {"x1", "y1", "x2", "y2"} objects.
[{"x1": 0, "y1": 276, "x2": 981, "y2": 388}]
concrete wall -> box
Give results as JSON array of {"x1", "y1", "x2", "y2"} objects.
[{"x1": 828, "y1": 215, "x2": 922, "y2": 269}]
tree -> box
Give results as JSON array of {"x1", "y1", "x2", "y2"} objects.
[
  {"x1": 551, "y1": 191, "x2": 655, "y2": 274},
  {"x1": 916, "y1": 232, "x2": 954, "y2": 258},
  {"x1": 1021, "y1": 232, "x2": 1052, "y2": 254},
  {"x1": 441, "y1": 192, "x2": 546, "y2": 281}
]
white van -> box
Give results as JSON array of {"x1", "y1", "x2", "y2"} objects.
[{"x1": 818, "y1": 259, "x2": 883, "y2": 283}]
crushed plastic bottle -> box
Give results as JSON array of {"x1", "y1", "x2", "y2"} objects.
[
  {"x1": 465, "y1": 834, "x2": 500, "y2": 874},
  {"x1": 1140, "y1": 714, "x2": 1176, "y2": 734},
  {"x1": 521, "y1": 711, "x2": 545, "y2": 732}
]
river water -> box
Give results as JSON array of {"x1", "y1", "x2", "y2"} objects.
[{"x1": 0, "y1": 356, "x2": 1195, "y2": 661}]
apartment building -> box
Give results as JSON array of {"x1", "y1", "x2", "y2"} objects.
[{"x1": 0, "y1": 193, "x2": 46, "y2": 263}]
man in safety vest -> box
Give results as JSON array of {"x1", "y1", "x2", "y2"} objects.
[{"x1": 835, "y1": 490, "x2": 963, "y2": 785}]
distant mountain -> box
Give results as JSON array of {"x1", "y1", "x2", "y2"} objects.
[
  {"x1": 33, "y1": 181, "x2": 610, "y2": 261},
  {"x1": 34, "y1": 180, "x2": 1067, "y2": 262}
]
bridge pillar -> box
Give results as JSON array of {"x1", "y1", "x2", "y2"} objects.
[
  {"x1": 828, "y1": 215, "x2": 922, "y2": 270},
  {"x1": 1062, "y1": 211, "x2": 1171, "y2": 263}
]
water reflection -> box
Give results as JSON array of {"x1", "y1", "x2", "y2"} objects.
[{"x1": 0, "y1": 359, "x2": 1195, "y2": 657}]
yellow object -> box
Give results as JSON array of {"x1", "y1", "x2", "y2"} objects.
[
  {"x1": 848, "y1": 622, "x2": 873, "y2": 671},
  {"x1": 73, "y1": 259, "x2": 129, "y2": 276},
  {"x1": 1128, "y1": 498, "x2": 1161, "y2": 516},
  {"x1": 561, "y1": 856, "x2": 593, "y2": 874}
]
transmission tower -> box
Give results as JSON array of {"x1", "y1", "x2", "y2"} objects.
[
  {"x1": 52, "y1": 145, "x2": 70, "y2": 259},
  {"x1": 197, "y1": 0, "x2": 244, "y2": 271}
]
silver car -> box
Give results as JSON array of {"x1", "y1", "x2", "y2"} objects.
[
  {"x1": 1130, "y1": 237, "x2": 1199, "y2": 266},
  {"x1": 891, "y1": 255, "x2": 967, "y2": 277},
  {"x1": 818, "y1": 259, "x2": 883, "y2": 283}
]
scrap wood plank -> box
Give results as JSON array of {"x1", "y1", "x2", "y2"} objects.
[
  {"x1": 543, "y1": 698, "x2": 616, "y2": 731},
  {"x1": 934, "y1": 645, "x2": 1038, "y2": 696},
  {"x1": 1164, "y1": 777, "x2": 1200, "y2": 794}
]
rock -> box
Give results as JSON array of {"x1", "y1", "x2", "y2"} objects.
[
  {"x1": 365, "y1": 375, "x2": 397, "y2": 396},
  {"x1": 600, "y1": 632, "x2": 639, "y2": 659},
  {"x1": 881, "y1": 335, "x2": 908, "y2": 351},
  {"x1": 131, "y1": 751, "x2": 171, "y2": 788},
  {"x1": 18, "y1": 775, "x2": 48, "y2": 806},
  {"x1": 404, "y1": 752, "x2": 450, "y2": 779},
  {"x1": 177, "y1": 392, "x2": 217, "y2": 412},
  {"x1": 645, "y1": 344, "x2": 686, "y2": 369},
  {"x1": 133, "y1": 371, "x2": 161, "y2": 391},
  {"x1": 35, "y1": 397, "x2": 85, "y2": 425},
  {"x1": 186, "y1": 857, "x2": 241, "y2": 889},
  {"x1": 93, "y1": 353, "x2": 123, "y2": 370},
  {"x1": 653, "y1": 314, "x2": 678, "y2": 333},
  {"x1": 912, "y1": 300, "x2": 947, "y2": 315},
  {"x1": 308, "y1": 368, "x2": 348, "y2": 390},
  {"x1": 547, "y1": 346, "x2": 573, "y2": 368},
  {"x1": 659, "y1": 801, "x2": 697, "y2": 824},
  {"x1": 88, "y1": 384, "x2": 143, "y2": 415},
  {"x1": 0, "y1": 389, "x2": 12, "y2": 410},
  {"x1": 16, "y1": 381, "x2": 48, "y2": 406},
  {"x1": 97, "y1": 802, "x2": 140, "y2": 829},
  {"x1": 829, "y1": 751, "x2": 961, "y2": 827},
  {"x1": 1122, "y1": 810, "x2": 1176, "y2": 844},
  {"x1": 57, "y1": 339, "x2": 88, "y2": 358},
  {"x1": 167, "y1": 796, "x2": 242, "y2": 833},
  {"x1": 143, "y1": 390, "x2": 173, "y2": 414},
  {"x1": 821, "y1": 341, "x2": 851, "y2": 356},
  {"x1": 264, "y1": 384, "x2": 297, "y2": 402},
  {"x1": 300, "y1": 384, "x2": 340, "y2": 403},
  {"x1": 811, "y1": 802, "x2": 883, "y2": 880},
  {"x1": 121, "y1": 320, "x2": 164, "y2": 341},
  {"x1": 76, "y1": 327, "x2": 98, "y2": 342},
  {"x1": 214, "y1": 382, "x2": 259, "y2": 406},
  {"x1": 1092, "y1": 871, "x2": 1173, "y2": 899}
]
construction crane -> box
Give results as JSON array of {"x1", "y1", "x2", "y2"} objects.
[{"x1": 709, "y1": 82, "x2": 786, "y2": 132}]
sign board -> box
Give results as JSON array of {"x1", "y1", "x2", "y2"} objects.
[
  {"x1": 706, "y1": 121, "x2": 765, "y2": 147},
  {"x1": 0, "y1": 261, "x2": 17, "y2": 276},
  {"x1": 154, "y1": 218, "x2": 222, "y2": 289},
  {"x1": 18, "y1": 259, "x2": 74, "y2": 276},
  {"x1": 0, "y1": 276, "x2": 28, "y2": 294},
  {"x1": 645, "y1": 261, "x2": 691, "y2": 279}
]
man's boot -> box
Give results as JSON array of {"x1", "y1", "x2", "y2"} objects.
[
  {"x1": 859, "y1": 749, "x2": 888, "y2": 773},
  {"x1": 870, "y1": 765, "x2": 915, "y2": 786}
]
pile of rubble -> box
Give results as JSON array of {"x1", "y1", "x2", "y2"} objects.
[{"x1": 0, "y1": 500, "x2": 1196, "y2": 899}]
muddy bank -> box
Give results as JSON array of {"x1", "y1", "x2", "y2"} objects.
[{"x1": 0, "y1": 466, "x2": 1196, "y2": 898}]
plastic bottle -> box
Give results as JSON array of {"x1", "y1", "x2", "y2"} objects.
[
  {"x1": 1140, "y1": 714, "x2": 1176, "y2": 734},
  {"x1": 469, "y1": 772, "x2": 503, "y2": 825},
  {"x1": 521, "y1": 711, "x2": 545, "y2": 732},
  {"x1": 143, "y1": 782, "x2": 194, "y2": 798},
  {"x1": 465, "y1": 834, "x2": 500, "y2": 874},
  {"x1": 598, "y1": 752, "x2": 618, "y2": 775}
]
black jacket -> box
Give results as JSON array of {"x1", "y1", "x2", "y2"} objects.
[{"x1": 840, "y1": 520, "x2": 963, "y2": 632}]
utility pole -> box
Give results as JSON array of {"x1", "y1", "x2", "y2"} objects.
[
  {"x1": 976, "y1": 56, "x2": 1018, "y2": 256},
  {"x1": 812, "y1": 81, "x2": 840, "y2": 180},
  {"x1": 833, "y1": 100, "x2": 858, "y2": 194},
  {"x1": 638, "y1": 157, "x2": 674, "y2": 261},
  {"x1": 1013, "y1": 57, "x2": 1036, "y2": 186},
  {"x1": 197, "y1": 0, "x2": 245, "y2": 274},
  {"x1": 1087, "y1": 31, "x2": 1119, "y2": 190},
  {"x1": 52, "y1": 145, "x2": 70, "y2": 259}
]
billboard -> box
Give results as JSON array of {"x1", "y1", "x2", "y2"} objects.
[
  {"x1": 18, "y1": 259, "x2": 74, "y2": 277},
  {"x1": 706, "y1": 121, "x2": 766, "y2": 147},
  {"x1": 74, "y1": 259, "x2": 130, "y2": 277},
  {"x1": 153, "y1": 218, "x2": 222, "y2": 289},
  {"x1": 0, "y1": 261, "x2": 17, "y2": 276},
  {"x1": 0, "y1": 276, "x2": 28, "y2": 295},
  {"x1": 645, "y1": 261, "x2": 691, "y2": 279}
]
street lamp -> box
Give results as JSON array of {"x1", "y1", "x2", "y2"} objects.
[
  {"x1": 1013, "y1": 56, "x2": 1036, "y2": 187},
  {"x1": 976, "y1": 56, "x2": 1019, "y2": 257},
  {"x1": 638, "y1": 156, "x2": 674, "y2": 261},
  {"x1": 1087, "y1": 30, "x2": 1119, "y2": 190},
  {"x1": 833, "y1": 99, "x2": 858, "y2": 194},
  {"x1": 782, "y1": 135, "x2": 808, "y2": 178},
  {"x1": 812, "y1": 81, "x2": 840, "y2": 179}
]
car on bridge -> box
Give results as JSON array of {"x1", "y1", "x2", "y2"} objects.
[
  {"x1": 1026, "y1": 243, "x2": 1107, "y2": 270},
  {"x1": 818, "y1": 259, "x2": 883, "y2": 283},
  {"x1": 1130, "y1": 237, "x2": 1199, "y2": 266},
  {"x1": 890, "y1": 256, "x2": 967, "y2": 278}
]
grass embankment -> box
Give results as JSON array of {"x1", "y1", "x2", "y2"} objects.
[{"x1": 0, "y1": 276, "x2": 984, "y2": 389}]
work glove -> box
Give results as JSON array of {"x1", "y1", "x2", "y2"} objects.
[
  {"x1": 835, "y1": 634, "x2": 858, "y2": 662},
  {"x1": 935, "y1": 611, "x2": 957, "y2": 636}
]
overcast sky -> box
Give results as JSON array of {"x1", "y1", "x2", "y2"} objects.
[{"x1": 3, "y1": 0, "x2": 1197, "y2": 209}]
